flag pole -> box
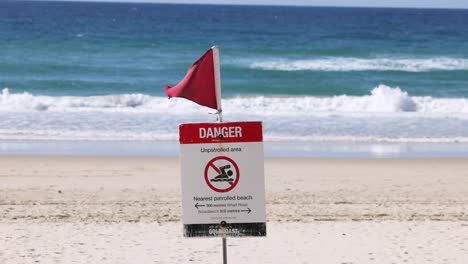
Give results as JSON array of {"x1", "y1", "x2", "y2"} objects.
[
  {"x1": 213, "y1": 46, "x2": 226, "y2": 263},
  {"x1": 212, "y1": 45, "x2": 223, "y2": 123}
]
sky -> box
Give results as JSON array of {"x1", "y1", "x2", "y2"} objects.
[{"x1": 36, "y1": 0, "x2": 468, "y2": 9}]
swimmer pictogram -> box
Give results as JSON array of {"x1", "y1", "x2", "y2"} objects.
[{"x1": 204, "y1": 156, "x2": 239, "y2": 193}]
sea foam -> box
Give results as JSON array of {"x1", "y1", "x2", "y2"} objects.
[
  {"x1": 249, "y1": 57, "x2": 468, "y2": 72},
  {"x1": 1, "y1": 86, "x2": 468, "y2": 142},
  {"x1": 1, "y1": 85, "x2": 466, "y2": 115}
]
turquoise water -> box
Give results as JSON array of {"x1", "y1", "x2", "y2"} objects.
[
  {"x1": 2, "y1": 2, "x2": 468, "y2": 97},
  {"x1": 1, "y1": 1, "x2": 468, "y2": 147}
]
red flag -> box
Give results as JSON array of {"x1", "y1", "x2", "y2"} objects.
[{"x1": 164, "y1": 48, "x2": 218, "y2": 110}]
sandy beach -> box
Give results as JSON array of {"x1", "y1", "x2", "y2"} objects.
[{"x1": 1, "y1": 156, "x2": 467, "y2": 263}]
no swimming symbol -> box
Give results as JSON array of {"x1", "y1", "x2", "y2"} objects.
[{"x1": 204, "y1": 156, "x2": 240, "y2": 193}]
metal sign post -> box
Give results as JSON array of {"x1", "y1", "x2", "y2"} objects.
[
  {"x1": 221, "y1": 221, "x2": 227, "y2": 264},
  {"x1": 222, "y1": 236, "x2": 227, "y2": 264}
]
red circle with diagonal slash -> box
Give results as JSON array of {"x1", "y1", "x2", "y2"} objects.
[{"x1": 204, "y1": 156, "x2": 240, "y2": 193}]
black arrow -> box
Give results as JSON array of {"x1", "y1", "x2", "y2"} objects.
[
  {"x1": 195, "y1": 203, "x2": 205, "y2": 209},
  {"x1": 241, "y1": 208, "x2": 251, "y2": 214}
]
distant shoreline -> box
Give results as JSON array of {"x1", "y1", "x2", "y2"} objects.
[{"x1": 1, "y1": 139, "x2": 468, "y2": 158}]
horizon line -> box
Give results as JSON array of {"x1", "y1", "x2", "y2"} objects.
[{"x1": 8, "y1": 0, "x2": 468, "y2": 10}]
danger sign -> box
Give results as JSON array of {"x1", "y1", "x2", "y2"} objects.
[{"x1": 179, "y1": 121, "x2": 266, "y2": 238}]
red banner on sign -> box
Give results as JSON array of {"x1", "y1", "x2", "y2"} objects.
[{"x1": 179, "y1": 121, "x2": 262, "y2": 144}]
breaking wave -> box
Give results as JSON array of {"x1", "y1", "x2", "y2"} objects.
[
  {"x1": 1, "y1": 85, "x2": 467, "y2": 114},
  {"x1": 249, "y1": 57, "x2": 468, "y2": 72},
  {"x1": 1, "y1": 85, "x2": 468, "y2": 143}
]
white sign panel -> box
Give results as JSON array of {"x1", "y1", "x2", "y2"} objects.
[{"x1": 179, "y1": 121, "x2": 266, "y2": 237}]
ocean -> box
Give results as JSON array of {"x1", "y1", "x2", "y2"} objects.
[{"x1": 1, "y1": 1, "x2": 468, "y2": 156}]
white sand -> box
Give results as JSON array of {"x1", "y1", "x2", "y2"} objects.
[
  {"x1": 1, "y1": 222, "x2": 467, "y2": 264},
  {"x1": 1, "y1": 156, "x2": 468, "y2": 263}
]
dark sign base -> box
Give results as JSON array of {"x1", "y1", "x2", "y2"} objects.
[{"x1": 184, "y1": 222, "x2": 266, "y2": 238}]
